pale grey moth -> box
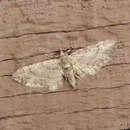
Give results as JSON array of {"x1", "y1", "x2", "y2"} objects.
[{"x1": 12, "y1": 40, "x2": 117, "y2": 91}]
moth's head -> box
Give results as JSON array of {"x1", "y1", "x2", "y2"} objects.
[
  {"x1": 60, "y1": 49, "x2": 68, "y2": 59},
  {"x1": 60, "y1": 48, "x2": 72, "y2": 57},
  {"x1": 60, "y1": 50, "x2": 71, "y2": 69}
]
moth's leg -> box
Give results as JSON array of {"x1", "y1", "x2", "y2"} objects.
[
  {"x1": 73, "y1": 69, "x2": 81, "y2": 80},
  {"x1": 62, "y1": 72, "x2": 68, "y2": 81},
  {"x1": 73, "y1": 65, "x2": 86, "y2": 79}
]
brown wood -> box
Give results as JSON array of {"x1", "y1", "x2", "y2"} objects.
[{"x1": 0, "y1": 0, "x2": 130, "y2": 129}]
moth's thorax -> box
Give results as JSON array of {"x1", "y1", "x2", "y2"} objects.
[{"x1": 60, "y1": 53, "x2": 71, "y2": 69}]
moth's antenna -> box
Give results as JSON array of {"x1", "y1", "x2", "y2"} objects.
[{"x1": 60, "y1": 48, "x2": 64, "y2": 56}]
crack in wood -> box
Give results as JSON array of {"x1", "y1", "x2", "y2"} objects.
[
  {"x1": 0, "y1": 46, "x2": 83, "y2": 63},
  {"x1": 102, "y1": 62, "x2": 130, "y2": 69},
  {"x1": 0, "y1": 74, "x2": 12, "y2": 77},
  {"x1": 0, "y1": 103, "x2": 130, "y2": 121},
  {"x1": 0, "y1": 112, "x2": 44, "y2": 121},
  {"x1": 65, "y1": 104, "x2": 130, "y2": 115},
  {"x1": 0, "y1": 83, "x2": 129, "y2": 99},
  {"x1": 0, "y1": 89, "x2": 78, "y2": 99},
  {"x1": 0, "y1": 21, "x2": 130, "y2": 40},
  {"x1": 79, "y1": 83, "x2": 130, "y2": 93}
]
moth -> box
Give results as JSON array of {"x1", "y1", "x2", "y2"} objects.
[{"x1": 12, "y1": 40, "x2": 117, "y2": 91}]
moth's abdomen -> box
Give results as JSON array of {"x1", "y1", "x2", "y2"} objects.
[{"x1": 63, "y1": 67, "x2": 76, "y2": 88}]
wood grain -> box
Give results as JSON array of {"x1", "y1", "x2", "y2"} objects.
[{"x1": 0, "y1": 0, "x2": 130, "y2": 129}]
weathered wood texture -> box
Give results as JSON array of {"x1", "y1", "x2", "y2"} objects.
[{"x1": 0, "y1": 0, "x2": 130, "y2": 129}]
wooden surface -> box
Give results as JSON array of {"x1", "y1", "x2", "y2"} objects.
[{"x1": 0, "y1": 0, "x2": 130, "y2": 129}]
